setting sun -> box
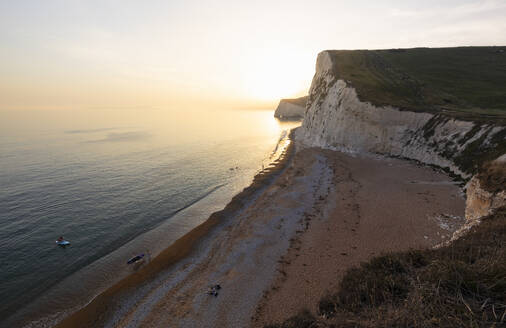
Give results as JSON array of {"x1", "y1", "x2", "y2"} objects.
[{"x1": 239, "y1": 47, "x2": 314, "y2": 101}]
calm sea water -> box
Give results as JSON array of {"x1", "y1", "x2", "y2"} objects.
[{"x1": 0, "y1": 108, "x2": 299, "y2": 327}]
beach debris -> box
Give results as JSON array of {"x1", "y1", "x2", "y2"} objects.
[{"x1": 207, "y1": 284, "x2": 221, "y2": 297}]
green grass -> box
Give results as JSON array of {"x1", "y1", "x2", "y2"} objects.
[
  {"x1": 265, "y1": 206, "x2": 506, "y2": 328},
  {"x1": 325, "y1": 47, "x2": 506, "y2": 123}
]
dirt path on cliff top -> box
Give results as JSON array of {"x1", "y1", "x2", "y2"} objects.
[
  {"x1": 253, "y1": 148, "x2": 465, "y2": 327},
  {"x1": 99, "y1": 147, "x2": 464, "y2": 328}
]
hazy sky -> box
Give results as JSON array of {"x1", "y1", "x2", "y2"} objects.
[{"x1": 1, "y1": 0, "x2": 505, "y2": 111}]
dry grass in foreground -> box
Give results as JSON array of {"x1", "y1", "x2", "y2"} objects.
[{"x1": 265, "y1": 207, "x2": 506, "y2": 328}]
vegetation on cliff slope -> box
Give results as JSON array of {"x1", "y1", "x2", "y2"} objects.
[
  {"x1": 326, "y1": 47, "x2": 506, "y2": 123},
  {"x1": 265, "y1": 207, "x2": 506, "y2": 328}
]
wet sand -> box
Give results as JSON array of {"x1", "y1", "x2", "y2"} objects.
[{"x1": 54, "y1": 136, "x2": 465, "y2": 328}]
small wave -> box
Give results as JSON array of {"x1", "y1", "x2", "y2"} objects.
[
  {"x1": 166, "y1": 183, "x2": 227, "y2": 218},
  {"x1": 65, "y1": 128, "x2": 118, "y2": 134},
  {"x1": 270, "y1": 130, "x2": 288, "y2": 158},
  {"x1": 86, "y1": 131, "x2": 151, "y2": 143}
]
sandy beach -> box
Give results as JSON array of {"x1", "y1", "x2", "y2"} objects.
[
  {"x1": 53, "y1": 133, "x2": 465, "y2": 328},
  {"x1": 253, "y1": 147, "x2": 465, "y2": 326}
]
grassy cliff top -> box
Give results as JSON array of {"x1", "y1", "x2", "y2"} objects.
[{"x1": 325, "y1": 47, "x2": 506, "y2": 123}]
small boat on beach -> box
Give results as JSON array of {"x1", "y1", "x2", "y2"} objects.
[{"x1": 127, "y1": 253, "x2": 145, "y2": 265}]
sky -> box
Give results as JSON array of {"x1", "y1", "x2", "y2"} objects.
[{"x1": 1, "y1": 0, "x2": 505, "y2": 111}]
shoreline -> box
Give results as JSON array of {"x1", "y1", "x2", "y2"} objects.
[
  {"x1": 42, "y1": 127, "x2": 466, "y2": 327},
  {"x1": 87, "y1": 139, "x2": 463, "y2": 327},
  {"x1": 50, "y1": 130, "x2": 297, "y2": 328}
]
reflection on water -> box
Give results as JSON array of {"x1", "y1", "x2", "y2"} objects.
[{"x1": 0, "y1": 108, "x2": 300, "y2": 327}]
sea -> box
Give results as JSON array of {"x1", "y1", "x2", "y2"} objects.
[{"x1": 0, "y1": 108, "x2": 299, "y2": 327}]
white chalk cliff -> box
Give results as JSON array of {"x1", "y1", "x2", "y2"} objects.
[
  {"x1": 297, "y1": 51, "x2": 504, "y2": 179},
  {"x1": 465, "y1": 176, "x2": 506, "y2": 222},
  {"x1": 274, "y1": 97, "x2": 307, "y2": 119},
  {"x1": 297, "y1": 50, "x2": 506, "y2": 223}
]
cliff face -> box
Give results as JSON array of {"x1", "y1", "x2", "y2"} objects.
[
  {"x1": 297, "y1": 51, "x2": 505, "y2": 179},
  {"x1": 274, "y1": 96, "x2": 307, "y2": 119},
  {"x1": 466, "y1": 155, "x2": 506, "y2": 221},
  {"x1": 465, "y1": 176, "x2": 506, "y2": 222},
  {"x1": 446, "y1": 162, "x2": 506, "y2": 243},
  {"x1": 298, "y1": 50, "x2": 506, "y2": 225}
]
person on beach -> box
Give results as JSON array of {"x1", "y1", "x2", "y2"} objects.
[{"x1": 207, "y1": 284, "x2": 221, "y2": 297}]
